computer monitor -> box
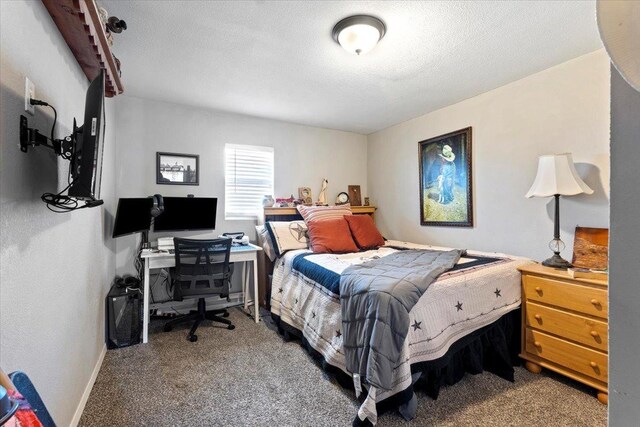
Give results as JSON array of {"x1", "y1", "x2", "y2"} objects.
[
  {"x1": 112, "y1": 198, "x2": 153, "y2": 238},
  {"x1": 153, "y1": 197, "x2": 217, "y2": 232}
]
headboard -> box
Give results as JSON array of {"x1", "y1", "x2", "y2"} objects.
[
  {"x1": 258, "y1": 205, "x2": 377, "y2": 310},
  {"x1": 263, "y1": 205, "x2": 377, "y2": 223}
]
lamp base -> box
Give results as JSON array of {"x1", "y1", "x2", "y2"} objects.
[{"x1": 542, "y1": 253, "x2": 573, "y2": 269}]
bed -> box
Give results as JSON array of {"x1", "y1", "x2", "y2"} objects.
[{"x1": 262, "y1": 208, "x2": 532, "y2": 425}]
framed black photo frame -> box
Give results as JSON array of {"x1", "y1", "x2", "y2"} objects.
[
  {"x1": 156, "y1": 152, "x2": 199, "y2": 185},
  {"x1": 418, "y1": 127, "x2": 473, "y2": 227}
]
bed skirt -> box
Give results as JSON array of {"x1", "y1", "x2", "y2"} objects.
[{"x1": 271, "y1": 308, "x2": 521, "y2": 425}]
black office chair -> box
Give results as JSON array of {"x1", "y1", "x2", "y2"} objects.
[{"x1": 163, "y1": 238, "x2": 235, "y2": 342}]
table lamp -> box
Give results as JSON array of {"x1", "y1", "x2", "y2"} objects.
[{"x1": 526, "y1": 153, "x2": 593, "y2": 269}]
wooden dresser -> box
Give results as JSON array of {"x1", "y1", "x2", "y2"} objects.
[{"x1": 518, "y1": 263, "x2": 608, "y2": 404}]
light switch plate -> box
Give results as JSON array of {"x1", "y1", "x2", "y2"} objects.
[{"x1": 24, "y1": 77, "x2": 35, "y2": 115}]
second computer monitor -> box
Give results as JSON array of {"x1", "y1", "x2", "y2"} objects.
[
  {"x1": 112, "y1": 198, "x2": 153, "y2": 238},
  {"x1": 152, "y1": 197, "x2": 217, "y2": 232}
]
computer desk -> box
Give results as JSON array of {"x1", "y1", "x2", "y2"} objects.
[{"x1": 140, "y1": 243, "x2": 262, "y2": 343}]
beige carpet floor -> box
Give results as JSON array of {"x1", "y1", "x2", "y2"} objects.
[{"x1": 79, "y1": 308, "x2": 607, "y2": 426}]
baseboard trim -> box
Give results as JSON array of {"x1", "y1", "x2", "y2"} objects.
[{"x1": 70, "y1": 344, "x2": 106, "y2": 427}]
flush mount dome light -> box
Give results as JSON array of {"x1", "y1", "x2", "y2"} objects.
[{"x1": 332, "y1": 15, "x2": 386, "y2": 55}]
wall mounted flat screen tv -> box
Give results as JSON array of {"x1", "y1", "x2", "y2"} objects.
[
  {"x1": 153, "y1": 197, "x2": 217, "y2": 232},
  {"x1": 112, "y1": 198, "x2": 153, "y2": 238},
  {"x1": 68, "y1": 70, "x2": 105, "y2": 200}
]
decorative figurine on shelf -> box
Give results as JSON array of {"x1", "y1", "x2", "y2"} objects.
[
  {"x1": 317, "y1": 179, "x2": 328, "y2": 206},
  {"x1": 106, "y1": 16, "x2": 127, "y2": 36},
  {"x1": 262, "y1": 195, "x2": 275, "y2": 207},
  {"x1": 275, "y1": 196, "x2": 296, "y2": 207},
  {"x1": 364, "y1": 197, "x2": 370, "y2": 206},
  {"x1": 299, "y1": 187, "x2": 313, "y2": 205}
]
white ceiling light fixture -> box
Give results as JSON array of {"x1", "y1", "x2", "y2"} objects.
[
  {"x1": 596, "y1": 0, "x2": 640, "y2": 92},
  {"x1": 332, "y1": 15, "x2": 386, "y2": 55}
]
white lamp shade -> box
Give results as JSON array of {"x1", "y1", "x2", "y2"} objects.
[
  {"x1": 597, "y1": 0, "x2": 640, "y2": 92},
  {"x1": 525, "y1": 153, "x2": 594, "y2": 198},
  {"x1": 337, "y1": 24, "x2": 381, "y2": 55}
]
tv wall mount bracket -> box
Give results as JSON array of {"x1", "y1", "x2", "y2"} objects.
[{"x1": 19, "y1": 114, "x2": 81, "y2": 159}]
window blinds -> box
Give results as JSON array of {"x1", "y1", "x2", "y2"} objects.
[{"x1": 224, "y1": 144, "x2": 274, "y2": 219}]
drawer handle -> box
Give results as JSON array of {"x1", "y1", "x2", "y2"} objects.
[
  {"x1": 590, "y1": 361, "x2": 598, "y2": 369},
  {"x1": 535, "y1": 287, "x2": 542, "y2": 294},
  {"x1": 590, "y1": 331, "x2": 600, "y2": 338},
  {"x1": 534, "y1": 314, "x2": 542, "y2": 322},
  {"x1": 533, "y1": 341, "x2": 542, "y2": 349},
  {"x1": 591, "y1": 299, "x2": 601, "y2": 306}
]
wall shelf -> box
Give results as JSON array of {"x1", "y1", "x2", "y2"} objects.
[
  {"x1": 42, "y1": 0, "x2": 124, "y2": 97},
  {"x1": 264, "y1": 205, "x2": 377, "y2": 218}
]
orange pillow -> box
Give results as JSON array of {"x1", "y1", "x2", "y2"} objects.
[
  {"x1": 307, "y1": 218, "x2": 359, "y2": 254},
  {"x1": 344, "y1": 215, "x2": 385, "y2": 250}
]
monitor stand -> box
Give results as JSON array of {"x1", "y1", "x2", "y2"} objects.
[{"x1": 141, "y1": 230, "x2": 150, "y2": 250}]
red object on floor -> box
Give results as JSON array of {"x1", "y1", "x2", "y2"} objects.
[{"x1": 4, "y1": 389, "x2": 43, "y2": 427}]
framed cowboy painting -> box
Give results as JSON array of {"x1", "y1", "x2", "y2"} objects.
[{"x1": 418, "y1": 127, "x2": 473, "y2": 227}]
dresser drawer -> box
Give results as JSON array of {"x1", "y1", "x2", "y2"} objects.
[
  {"x1": 525, "y1": 328, "x2": 608, "y2": 382},
  {"x1": 523, "y1": 275, "x2": 607, "y2": 318},
  {"x1": 525, "y1": 302, "x2": 608, "y2": 351}
]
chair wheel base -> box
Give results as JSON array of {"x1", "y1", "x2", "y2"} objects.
[
  {"x1": 222, "y1": 312, "x2": 230, "y2": 318},
  {"x1": 227, "y1": 324, "x2": 235, "y2": 330},
  {"x1": 188, "y1": 335, "x2": 198, "y2": 342}
]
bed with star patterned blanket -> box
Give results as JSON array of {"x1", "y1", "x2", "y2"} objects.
[{"x1": 270, "y1": 240, "x2": 533, "y2": 424}]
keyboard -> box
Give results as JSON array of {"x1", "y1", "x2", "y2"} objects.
[
  {"x1": 162, "y1": 245, "x2": 250, "y2": 254},
  {"x1": 158, "y1": 246, "x2": 250, "y2": 254},
  {"x1": 230, "y1": 244, "x2": 251, "y2": 251}
]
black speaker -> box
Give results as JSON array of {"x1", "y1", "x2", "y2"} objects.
[{"x1": 106, "y1": 282, "x2": 142, "y2": 349}]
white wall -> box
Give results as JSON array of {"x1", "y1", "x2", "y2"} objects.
[
  {"x1": 609, "y1": 67, "x2": 640, "y2": 424},
  {"x1": 367, "y1": 50, "x2": 610, "y2": 261},
  {"x1": 0, "y1": 1, "x2": 116, "y2": 425},
  {"x1": 114, "y1": 96, "x2": 367, "y2": 274}
]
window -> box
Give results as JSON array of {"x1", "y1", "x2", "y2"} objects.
[{"x1": 225, "y1": 144, "x2": 274, "y2": 220}]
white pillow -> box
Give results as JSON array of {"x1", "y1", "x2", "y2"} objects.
[
  {"x1": 255, "y1": 225, "x2": 276, "y2": 262},
  {"x1": 264, "y1": 221, "x2": 310, "y2": 257}
]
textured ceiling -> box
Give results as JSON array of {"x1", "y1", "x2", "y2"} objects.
[{"x1": 101, "y1": 1, "x2": 602, "y2": 134}]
